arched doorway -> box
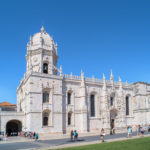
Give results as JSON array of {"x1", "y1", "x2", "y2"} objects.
[
  {"x1": 6, "y1": 120, "x2": 22, "y2": 136},
  {"x1": 110, "y1": 109, "x2": 118, "y2": 134}
]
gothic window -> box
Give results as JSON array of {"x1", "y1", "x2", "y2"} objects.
[
  {"x1": 67, "y1": 92, "x2": 71, "y2": 104},
  {"x1": 43, "y1": 111, "x2": 49, "y2": 126},
  {"x1": 43, "y1": 63, "x2": 48, "y2": 74},
  {"x1": 90, "y1": 95, "x2": 95, "y2": 117},
  {"x1": 68, "y1": 112, "x2": 72, "y2": 125},
  {"x1": 126, "y1": 96, "x2": 129, "y2": 116},
  {"x1": 110, "y1": 97, "x2": 113, "y2": 106},
  {"x1": 43, "y1": 92, "x2": 49, "y2": 103}
]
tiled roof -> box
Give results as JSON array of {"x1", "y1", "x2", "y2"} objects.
[{"x1": 0, "y1": 102, "x2": 16, "y2": 106}]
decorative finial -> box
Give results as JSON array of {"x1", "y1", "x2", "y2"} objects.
[
  {"x1": 111, "y1": 69, "x2": 113, "y2": 76},
  {"x1": 27, "y1": 43, "x2": 29, "y2": 50},
  {"x1": 119, "y1": 76, "x2": 121, "y2": 82},
  {"x1": 30, "y1": 36, "x2": 32, "y2": 45},
  {"x1": 60, "y1": 65, "x2": 62, "y2": 77},
  {"x1": 103, "y1": 73, "x2": 105, "y2": 80},
  {"x1": 81, "y1": 69, "x2": 84, "y2": 77},
  {"x1": 41, "y1": 26, "x2": 45, "y2": 33},
  {"x1": 103, "y1": 73, "x2": 106, "y2": 91},
  {"x1": 110, "y1": 69, "x2": 113, "y2": 80}
]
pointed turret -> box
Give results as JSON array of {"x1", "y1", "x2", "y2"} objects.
[
  {"x1": 29, "y1": 36, "x2": 32, "y2": 46},
  {"x1": 27, "y1": 43, "x2": 29, "y2": 50},
  {"x1": 80, "y1": 70, "x2": 87, "y2": 132},
  {"x1": 110, "y1": 69, "x2": 114, "y2": 81},
  {"x1": 40, "y1": 33, "x2": 43, "y2": 47},
  {"x1": 59, "y1": 66, "x2": 63, "y2": 77},
  {"x1": 81, "y1": 70, "x2": 85, "y2": 87},
  {"x1": 41, "y1": 26, "x2": 45, "y2": 33},
  {"x1": 119, "y1": 76, "x2": 123, "y2": 95},
  {"x1": 103, "y1": 73, "x2": 106, "y2": 91},
  {"x1": 119, "y1": 76, "x2": 122, "y2": 88}
]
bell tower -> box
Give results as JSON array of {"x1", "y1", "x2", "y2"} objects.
[{"x1": 26, "y1": 26, "x2": 58, "y2": 75}]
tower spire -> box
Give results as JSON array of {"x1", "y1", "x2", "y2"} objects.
[
  {"x1": 110, "y1": 69, "x2": 113, "y2": 80},
  {"x1": 41, "y1": 26, "x2": 45, "y2": 33}
]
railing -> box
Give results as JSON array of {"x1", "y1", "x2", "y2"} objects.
[
  {"x1": 63, "y1": 74, "x2": 130, "y2": 86},
  {"x1": 85, "y1": 77, "x2": 103, "y2": 83},
  {"x1": 63, "y1": 74, "x2": 81, "y2": 80}
]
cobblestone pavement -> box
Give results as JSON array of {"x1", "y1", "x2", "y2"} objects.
[{"x1": 0, "y1": 132, "x2": 150, "y2": 150}]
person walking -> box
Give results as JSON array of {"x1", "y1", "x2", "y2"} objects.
[
  {"x1": 141, "y1": 127, "x2": 144, "y2": 136},
  {"x1": 127, "y1": 126, "x2": 132, "y2": 138},
  {"x1": 136, "y1": 125, "x2": 140, "y2": 136},
  {"x1": 70, "y1": 130, "x2": 74, "y2": 141},
  {"x1": 100, "y1": 128, "x2": 105, "y2": 142},
  {"x1": 35, "y1": 133, "x2": 39, "y2": 141},
  {"x1": 33, "y1": 132, "x2": 36, "y2": 139},
  {"x1": 73, "y1": 130, "x2": 78, "y2": 141}
]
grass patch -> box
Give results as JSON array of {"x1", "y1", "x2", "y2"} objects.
[{"x1": 55, "y1": 137, "x2": 150, "y2": 150}]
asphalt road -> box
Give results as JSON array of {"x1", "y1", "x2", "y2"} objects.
[{"x1": 0, "y1": 132, "x2": 150, "y2": 150}]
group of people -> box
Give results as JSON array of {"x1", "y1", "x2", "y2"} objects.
[
  {"x1": 135, "y1": 125, "x2": 145, "y2": 136},
  {"x1": 70, "y1": 130, "x2": 78, "y2": 141},
  {"x1": 100, "y1": 124, "x2": 149, "y2": 142},
  {"x1": 22, "y1": 131, "x2": 39, "y2": 141},
  {"x1": 127, "y1": 125, "x2": 147, "y2": 138}
]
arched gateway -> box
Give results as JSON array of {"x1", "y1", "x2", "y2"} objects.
[
  {"x1": 6, "y1": 120, "x2": 22, "y2": 136},
  {"x1": 110, "y1": 109, "x2": 118, "y2": 133}
]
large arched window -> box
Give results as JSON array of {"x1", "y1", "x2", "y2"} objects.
[
  {"x1": 43, "y1": 111, "x2": 50, "y2": 126},
  {"x1": 110, "y1": 97, "x2": 114, "y2": 106},
  {"x1": 67, "y1": 92, "x2": 71, "y2": 104},
  {"x1": 43, "y1": 91, "x2": 49, "y2": 103},
  {"x1": 126, "y1": 96, "x2": 129, "y2": 116},
  {"x1": 68, "y1": 112, "x2": 72, "y2": 125},
  {"x1": 110, "y1": 93, "x2": 115, "y2": 106},
  {"x1": 90, "y1": 94, "x2": 95, "y2": 117},
  {"x1": 43, "y1": 63, "x2": 48, "y2": 74}
]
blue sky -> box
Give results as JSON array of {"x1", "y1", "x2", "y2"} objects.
[{"x1": 0, "y1": 0, "x2": 150, "y2": 104}]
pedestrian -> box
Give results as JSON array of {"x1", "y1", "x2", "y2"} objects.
[
  {"x1": 35, "y1": 133, "x2": 39, "y2": 141},
  {"x1": 148, "y1": 125, "x2": 150, "y2": 132},
  {"x1": 33, "y1": 132, "x2": 36, "y2": 139},
  {"x1": 136, "y1": 125, "x2": 139, "y2": 136},
  {"x1": 100, "y1": 128, "x2": 105, "y2": 142},
  {"x1": 70, "y1": 130, "x2": 74, "y2": 141},
  {"x1": 73, "y1": 130, "x2": 77, "y2": 141},
  {"x1": 127, "y1": 126, "x2": 132, "y2": 138},
  {"x1": 141, "y1": 127, "x2": 144, "y2": 136}
]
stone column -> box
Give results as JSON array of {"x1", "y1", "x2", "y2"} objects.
[
  {"x1": 101, "y1": 74, "x2": 110, "y2": 129},
  {"x1": 80, "y1": 71, "x2": 88, "y2": 132},
  {"x1": 118, "y1": 77, "x2": 126, "y2": 128}
]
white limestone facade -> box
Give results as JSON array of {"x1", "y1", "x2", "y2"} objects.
[{"x1": 1, "y1": 27, "x2": 150, "y2": 135}]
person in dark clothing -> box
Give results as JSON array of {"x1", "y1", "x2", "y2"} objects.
[{"x1": 70, "y1": 130, "x2": 74, "y2": 141}]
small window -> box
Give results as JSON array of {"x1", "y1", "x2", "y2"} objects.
[
  {"x1": 43, "y1": 63, "x2": 48, "y2": 74},
  {"x1": 43, "y1": 92, "x2": 49, "y2": 103},
  {"x1": 110, "y1": 97, "x2": 113, "y2": 106},
  {"x1": 126, "y1": 96, "x2": 129, "y2": 115},
  {"x1": 67, "y1": 92, "x2": 71, "y2": 104},
  {"x1": 90, "y1": 95, "x2": 95, "y2": 117},
  {"x1": 68, "y1": 113, "x2": 71, "y2": 125}
]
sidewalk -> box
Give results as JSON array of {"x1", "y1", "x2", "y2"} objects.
[
  {"x1": 0, "y1": 132, "x2": 100, "y2": 144},
  {"x1": 47, "y1": 134, "x2": 150, "y2": 150},
  {"x1": 1, "y1": 132, "x2": 150, "y2": 150}
]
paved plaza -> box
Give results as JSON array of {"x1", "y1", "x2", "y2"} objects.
[{"x1": 0, "y1": 132, "x2": 150, "y2": 150}]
